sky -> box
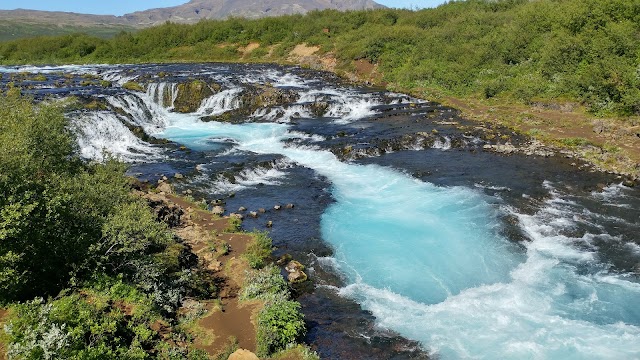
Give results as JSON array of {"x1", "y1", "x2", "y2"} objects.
[{"x1": 0, "y1": 0, "x2": 447, "y2": 16}]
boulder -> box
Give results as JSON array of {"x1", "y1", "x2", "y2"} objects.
[
  {"x1": 274, "y1": 205, "x2": 282, "y2": 211},
  {"x1": 249, "y1": 211, "x2": 258, "y2": 218},
  {"x1": 285, "y1": 203, "x2": 295, "y2": 209},
  {"x1": 308, "y1": 100, "x2": 330, "y2": 117},
  {"x1": 201, "y1": 84, "x2": 300, "y2": 123},
  {"x1": 147, "y1": 199, "x2": 183, "y2": 228},
  {"x1": 285, "y1": 260, "x2": 308, "y2": 283},
  {"x1": 241, "y1": 84, "x2": 299, "y2": 110},
  {"x1": 173, "y1": 80, "x2": 221, "y2": 113},
  {"x1": 212, "y1": 206, "x2": 225, "y2": 216},
  {"x1": 285, "y1": 260, "x2": 305, "y2": 273},
  {"x1": 157, "y1": 182, "x2": 173, "y2": 194},
  {"x1": 228, "y1": 349, "x2": 259, "y2": 360},
  {"x1": 287, "y1": 270, "x2": 308, "y2": 284},
  {"x1": 238, "y1": 206, "x2": 247, "y2": 212},
  {"x1": 258, "y1": 208, "x2": 266, "y2": 214},
  {"x1": 174, "y1": 173, "x2": 184, "y2": 179},
  {"x1": 230, "y1": 213, "x2": 244, "y2": 220},
  {"x1": 266, "y1": 221, "x2": 273, "y2": 228}
]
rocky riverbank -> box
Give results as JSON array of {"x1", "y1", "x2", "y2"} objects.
[{"x1": 136, "y1": 180, "x2": 317, "y2": 360}]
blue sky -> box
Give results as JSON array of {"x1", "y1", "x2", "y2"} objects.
[{"x1": 0, "y1": 0, "x2": 447, "y2": 16}]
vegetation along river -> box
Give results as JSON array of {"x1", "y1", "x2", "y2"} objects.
[{"x1": 2, "y1": 63, "x2": 639, "y2": 359}]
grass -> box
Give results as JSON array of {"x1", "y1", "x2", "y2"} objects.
[{"x1": 244, "y1": 231, "x2": 273, "y2": 269}]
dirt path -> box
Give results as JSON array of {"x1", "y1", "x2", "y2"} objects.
[
  {"x1": 0, "y1": 308, "x2": 7, "y2": 360},
  {"x1": 154, "y1": 193, "x2": 260, "y2": 355},
  {"x1": 195, "y1": 230, "x2": 257, "y2": 354}
]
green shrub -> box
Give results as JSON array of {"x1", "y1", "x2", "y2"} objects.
[
  {"x1": 256, "y1": 298, "x2": 306, "y2": 357},
  {"x1": 559, "y1": 137, "x2": 590, "y2": 147},
  {"x1": 4, "y1": 292, "x2": 159, "y2": 359},
  {"x1": 244, "y1": 231, "x2": 273, "y2": 269},
  {"x1": 241, "y1": 265, "x2": 289, "y2": 301}
]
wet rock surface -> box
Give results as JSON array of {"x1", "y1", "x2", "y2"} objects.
[{"x1": 173, "y1": 79, "x2": 221, "y2": 113}]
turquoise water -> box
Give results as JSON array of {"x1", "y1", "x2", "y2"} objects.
[
  {"x1": 9, "y1": 62, "x2": 640, "y2": 358},
  {"x1": 160, "y1": 117, "x2": 640, "y2": 359}
]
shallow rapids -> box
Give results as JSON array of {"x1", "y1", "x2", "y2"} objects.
[{"x1": 2, "y1": 63, "x2": 639, "y2": 359}]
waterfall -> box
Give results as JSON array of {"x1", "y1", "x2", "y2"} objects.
[
  {"x1": 146, "y1": 82, "x2": 178, "y2": 110},
  {"x1": 71, "y1": 111, "x2": 162, "y2": 162},
  {"x1": 197, "y1": 88, "x2": 243, "y2": 116}
]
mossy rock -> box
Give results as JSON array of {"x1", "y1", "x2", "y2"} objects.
[
  {"x1": 240, "y1": 84, "x2": 299, "y2": 111},
  {"x1": 80, "y1": 80, "x2": 98, "y2": 87},
  {"x1": 31, "y1": 74, "x2": 47, "y2": 82},
  {"x1": 122, "y1": 81, "x2": 145, "y2": 92},
  {"x1": 83, "y1": 99, "x2": 108, "y2": 111},
  {"x1": 173, "y1": 80, "x2": 221, "y2": 113}
]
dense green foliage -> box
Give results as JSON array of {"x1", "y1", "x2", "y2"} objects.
[
  {"x1": 0, "y1": 91, "x2": 215, "y2": 358},
  {"x1": 256, "y1": 298, "x2": 306, "y2": 358},
  {"x1": 240, "y1": 266, "x2": 306, "y2": 357},
  {"x1": 1, "y1": 0, "x2": 639, "y2": 115}
]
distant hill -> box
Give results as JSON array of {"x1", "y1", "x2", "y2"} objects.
[
  {"x1": 0, "y1": 0, "x2": 384, "y2": 40},
  {"x1": 125, "y1": 0, "x2": 385, "y2": 25},
  {"x1": 0, "y1": 10, "x2": 134, "y2": 41}
]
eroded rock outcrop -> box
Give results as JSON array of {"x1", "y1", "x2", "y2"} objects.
[
  {"x1": 202, "y1": 84, "x2": 299, "y2": 123},
  {"x1": 146, "y1": 197, "x2": 184, "y2": 228},
  {"x1": 173, "y1": 80, "x2": 221, "y2": 113},
  {"x1": 285, "y1": 260, "x2": 308, "y2": 284}
]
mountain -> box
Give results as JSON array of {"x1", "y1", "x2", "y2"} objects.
[
  {"x1": 0, "y1": 10, "x2": 133, "y2": 41},
  {"x1": 125, "y1": 0, "x2": 385, "y2": 26},
  {"x1": 0, "y1": 0, "x2": 385, "y2": 40}
]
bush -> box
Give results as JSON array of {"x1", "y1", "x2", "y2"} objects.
[
  {"x1": 4, "y1": 290, "x2": 159, "y2": 359},
  {"x1": 244, "y1": 231, "x2": 273, "y2": 269},
  {"x1": 256, "y1": 298, "x2": 306, "y2": 357},
  {"x1": 241, "y1": 265, "x2": 289, "y2": 301}
]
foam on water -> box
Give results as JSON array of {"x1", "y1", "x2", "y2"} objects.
[
  {"x1": 251, "y1": 105, "x2": 312, "y2": 122},
  {"x1": 432, "y1": 136, "x2": 452, "y2": 150},
  {"x1": 72, "y1": 112, "x2": 162, "y2": 162},
  {"x1": 297, "y1": 88, "x2": 381, "y2": 122},
  {"x1": 156, "y1": 113, "x2": 640, "y2": 359},
  {"x1": 146, "y1": 82, "x2": 179, "y2": 110},
  {"x1": 197, "y1": 88, "x2": 243, "y2": 116},
  {"x1": 107, "y1": 93, "x2": 172, "y2": 134},
  {"x1": 196, "y1": 158, "x2": 293, "y2": 193},
  {"x1": 0, "y1": 64, "x2": 107, "y2": 74},
  {"x1": 62, "y1": 68, "x2": 640, "y2": 358}
]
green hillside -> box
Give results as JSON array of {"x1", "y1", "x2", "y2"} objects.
[
  {"x1": 1, "y1": 0, "x2": 639, "y2": 116},
  {"x1": 0, "y1": 21, "x2": 134, "y2": 42}
]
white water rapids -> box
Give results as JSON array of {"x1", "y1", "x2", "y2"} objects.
[{"x1": 6, "y1": 64, "x2": 638, "y2": 359}]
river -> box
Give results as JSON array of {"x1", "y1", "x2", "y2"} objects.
[{"x1": 2, "y1": 63, "x2": 639, "y2": 359}]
